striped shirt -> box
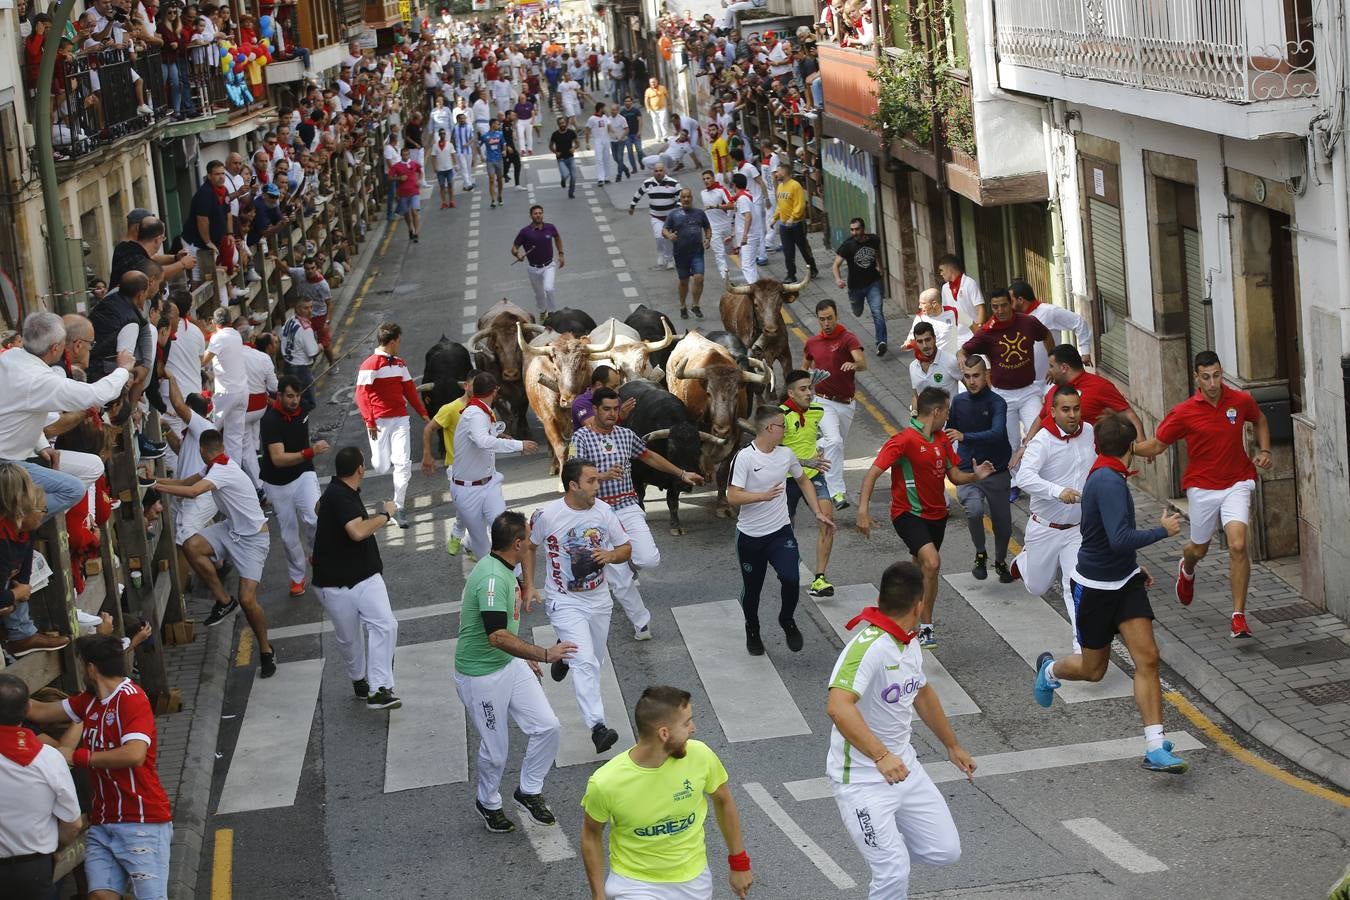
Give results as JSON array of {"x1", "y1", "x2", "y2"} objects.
[
  {"x1": 568, "y1": 424, "x2": 648, "y2": 509},
  {"x1": 63, "y1": 679, "x2": 172, "y2": 824},
  {"x1": 629, "y1": 176, "x2": 681, "y2": 219}
]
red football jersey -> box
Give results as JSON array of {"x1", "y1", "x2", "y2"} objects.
[{"x1": 64, "y1": 680, "x2": 172, "y2": 824}]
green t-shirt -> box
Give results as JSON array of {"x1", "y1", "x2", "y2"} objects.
[
  {"x1": 453, "y1": 553, "x2": 520, "y2": 676},
  {"x1": 580, "y1": 739, "x2": 729, "y2": 883},
  {"x1": 780, "y1": 402, "x2": 825, "y2": 479}
]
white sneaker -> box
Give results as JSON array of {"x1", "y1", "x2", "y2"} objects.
[
  {"x1": 136, "y1": 103, "x2": 154, "y2": 116},
  {"x1": 516, "y1": 184, "x2": 527, "y2": 191}
]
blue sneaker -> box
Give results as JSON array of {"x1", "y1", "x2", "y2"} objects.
[
  {"x1": 1141, "y1": 740, "x2": 1189, "y2": 774},
  {"x1": 1033, "y1": 651, "x2": 1059, "y2": 708},
  {"x1": 1009, "y1": 486, "x2": 1021, "y2": 503}
]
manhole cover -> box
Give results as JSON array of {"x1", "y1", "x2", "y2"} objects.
[
  {"x1": 1293, "y1": 680, "x2": 1350, "y2": 706},
  {"x1": 1252, "y1": 601, "x2": 1325, "y2": 625},
  {"x1": 1261, "y1": 638, "x2": 1350, "y2": 669}
]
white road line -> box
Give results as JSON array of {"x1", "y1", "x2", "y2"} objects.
[
  {"x1": 465, "y1": 289, "x2": 478, "y2": 301},
  {"x1": 385, "y1": 639, "x2": 468, "y2": 793},
  {"x1": 462, "y1": 322, "x2": 476, "y2": 336},
  {"x1": 468, "y1": 250, "x2": 479, "y2": 260},
  {"x1": 518, "y1": 813, "x2": 578, "y2": 863},
  {"x1": 466, "y1": 262, "x2": 478, "y2": 272},
  {"x1": 1061, "y1": 817, "x2": 1168, "y2": 873},
  {"x1": 606, "y1": 246, "x2": 621, "y2": 255},
  {"x1": 463, "y1": 304, "x2": 478, "y2": 317},
  {"x1": 597, "y1": 224, "x2": 611, "y2": 232},
  {"x1": 944, "y1": 573, "x2": 1134, "y2": 703},
  {"x1": 531, "y1": 624, "x2": 635, "y2": 767},
  {"x1": 622, "y1": 287, "x2": 639, "y2": 298},
  {"x1": 742, "y1": 783, "x2": 857, "y2": 890},
  {"x1": 466, "y1": 275, "x2": 479, "y2": 285},
  {"x1": 801, "y1": 577, "x2": 980, "y2": 717},
  {"x1": 627, "y1": 302, "x2": 641, "y2": 312},
  {"x1": 671, "y1": 601, "x2": 811, "y2": 742},
  {"x1": 611, "y1": 259, "x2": 627, "y2": 268},
  {"x1": 215, "y1": 658, "x2": 324, "y2": 814},
  {"x1": 267, "y1": 601, "x2": 462, "y2": 640},
  {"x1": 782, "y1": 731, "x2": 1206, "y2": 801},
  {"x1": 468, "y1": 239, "x2": 480, "y2": 248},
  {"x1": 615, "y1": 272, "x2": 631, "y2": 282},
  {"x1": 602, "y1": 234, "x2": 615, "y2": 243}
]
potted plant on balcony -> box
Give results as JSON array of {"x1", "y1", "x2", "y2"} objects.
[
  {"x1": 868, "y1": 48, "x2": 932, "y2": 146},
  {"x1": 934, "y1": 60, "x2": 975, "y2": 161}
]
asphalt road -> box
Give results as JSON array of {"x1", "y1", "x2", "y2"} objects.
[{"x1": 196, "y1": 142, "x2": 1350, "y2": 900}]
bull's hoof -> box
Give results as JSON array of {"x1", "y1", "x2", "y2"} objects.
[
  {"x1": 714, "y1": 505, "x2": 734, "y2": 518},
  {"x1": 669, "y1": 525, "x2": 686, "y2": 536}
]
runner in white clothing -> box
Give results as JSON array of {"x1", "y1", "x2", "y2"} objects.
[
  {"x1": 452, "y1": 373, "x2": 540, "y2": 560},
  {"x1": 907, "y1": 322, "x2": 961, "y2": 408},
  {"x1": 241, "y1": 338, "x2": 278, "y2": 489},
  {"x1": 200, "y1": 308, "x2": 255, "y2": 488},
  {"x1": 730, "y1": 173, "x2": 759, "y2": 284},
  {"x1": 731, "y1": 149, "x2": 769, "y2": 267},
  {"x1": 938, "y1": 254, "x2": 986, "y2": 345},
  {"x1": 1008, "y1": 280, "x2": 1094, "y2": 382},
  {"x1": 700, "y1": 170, "x2": 736, "y2": 282},
  {"x1": 585, "y1": 102, "x2": 611, "y2": 184},
  {"x1": 826, "y1": 560, "x2": 975, "y2": 899}
]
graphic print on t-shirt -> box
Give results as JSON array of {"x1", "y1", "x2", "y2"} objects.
[{"x1": 551, "y1": 525, "x2": 605, "y2": 592}]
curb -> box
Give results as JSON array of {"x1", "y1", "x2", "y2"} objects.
[{"x1": 326, "y1": 217, "x2": 391, "y2": 330}]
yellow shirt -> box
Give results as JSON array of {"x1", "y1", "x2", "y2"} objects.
[
  {"x1": 433, "y1": 395, "x2": 470, "y2": 466},
  {"x1": 581, "y1": 739, "x2": 729, "y2": 883},
  {"x1": 775, "y1": 177, "x2": 808, "y2": 224},
  {"x1": 711, "y1": 136, "x2": 730, "y2": 173},
  {"x1": 644, "y1": 86, "x2": 668, "y2": 110}
]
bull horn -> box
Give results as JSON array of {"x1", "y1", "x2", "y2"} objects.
[
  {"x1": 538, "y1": 374, "x2": 560, "y2": 392},
  {"x1": 646, "y1": 366, "x2": 666, "y2": 383},
  {"x1": 697, "y1": 430, "x2": 728, "y2": 446},
  {"x1": 782, "y1": 270, "x2": 811, "y2": 294},
  {"x1": 522, "y1": 323, "x2": 547, "y2": 337},
  {"x1": 468, "y1": 328, "x2": 493, "y2": 351},
  {"x1": 737, "y1": 418, "x2": 756, "y2": 432},
  {"x1": 727, "y1": 281, "x2": 754, "y2": 295},
  {"x1": 642, "y1": 428, "x2": 672, "y2": 442},
  {"x1": 518, "y1": 322, "x2": 552, "y2": 357},
  {"x1": 643, "y1": 318, "x2": 676, "y2": 352},
  {"x1": 586, "y1": 320, "x2": 617, "y2": 356},
  {"x1": 740, "y1": 368, "x2": 768, "y2": 385},
  {"x1": 673, "y1": 362, "x2": 708, "y2": 381}
]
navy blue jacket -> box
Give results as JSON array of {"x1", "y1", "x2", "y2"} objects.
[
  {"x1": 1077, "y1": 464, "x2": 1168, "y2": 584},
  {"x1": 947, "y1": 388, "x2": 1010, "y2": 471},
  {"x1": 0, "y1": 525, "x2": 35, "y2": 613}
]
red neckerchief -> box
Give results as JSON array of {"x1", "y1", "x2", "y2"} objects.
[
  {"x1": 468, "y1": 397, "x2": 496, "y2": 422},
  {"x1": 1043, "y1": 418, "x2": 1082, "y2": 441},
  {"x1": 0, "y1": 517, "x2": 29, "y2": 542},
  {"x1": 1089, "y1": 454, "x2": 1137, "y2": 478},
  {"x1": 845, "y1": 607, "x2": 915, "y2": 645},
  {"x1": 732, "y1": 188, "x2": 751, "y2": 202},
  {"x1": 1021, "y1": 298, "x2": 1042, "y2": 315},
  {"x1": 306, "y1": 271, "x2": 325, "y2": 284},
  {"x1": 272, "y1": 399, "x2": 302, "y2": 423},
  {"x1": 783, "y1": 397, "x2": 809, "y2": 427},
  {"x1": 947, "y1": 273, "x2": 962, "y2": 299},
  {"x1": 0, "y1": 725, "x2": 42, "y2": 766},
  {"x1": 984, "y1": 313, "x2": 1018, "y2": 332},
  {"x1": 912, "y1": 341, "x2": 935, "y2": 363},
  {"x1": 212, "y1": 183, "x2": 229, "y2": 204},
  {"x1": 206, "y1": 453, "x2": 230, "y2": 472}
]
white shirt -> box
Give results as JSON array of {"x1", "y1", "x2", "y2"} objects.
[
  {"x1": 472, "y1": 97, "x2": 491, "y2": 123},
  {"x1": 558, "y1": 80, "x2": 581, "y2": 110},
  {"x1": 207, "y1": 327, "x2": 247, "y2": 394},
  {"x1": 1027, "y1": 301, "x2": 1094, "y2": 382},
  {"x1": 433, "y1": 139, "x2": 457, "y2": 172},
  {"x1": 383, "y1": 142, "x2": 401, "y2": 173},
  {"x1": 224, "y1": 169, "x2": 247, "y2": 216},
  {"x1": 1015, "y1": 421, "x2": 1096, "y2": 525},
  {"x1": 205, "y1": 457, "x2": 266, "y2": 538},
  {"x1": 826, "y1": 627, "x2": 926, "y2": 782},
  {"x1": 941, "y1": 274, "x2": 985, "y2": 345},
  {"x1": 0, "y1": 743, "x2": 81, "y2": 855},
  {"x1": 905, "y1": 308, "x2": 959, "y2": 356},
  {"x1": 733, "y1": 193, "x2": 756, "y2": 243},
  {"x1": 529, "y1": 497, "x2": 629, "y2": 608},
  {"x1": 166, "y1": 318, "x2": 206, "y2": 396},
  {"x1": 0, "y1": 348, "x2": 128, "y2": 460},
  {"x1": 490, "y1": 79, "x2": 514, "y2": 108},
  {"x1": 451, "y1": 403, "x2": 524, "y2": 482},
  {"x1": 606, "y1": 114, "x2": 628, "y2": 141},
  {"x1": 730, "y1": 442, "x2": 802, "y2": 537},
  {"x1": 586, "y1": 114, "x2": 609, "y2": 145},
  {"x1": 282, "y1": 316, "x2": 321, "y2": 367},
  {"x1": 243, "y1": 346, "x2": 278, "y2": 396},
  {"x1": 767, "y1": 41, "x2": 792, "y2": 77},
  {"x1": 430, "y1": 105, "x2": 454, "y2": 136},
  {"x1": 701, "y1": 184, "x2": 735, "y2": 231},
  {"x1": 908, "y1": 351, "x2": 962, "y2": 400},
  {"x1": 177, "y1": 411, "x2": 214, "y2": 481},
  {"x1": 737, "y1": 162, "x2": 765, "y2": 203}
]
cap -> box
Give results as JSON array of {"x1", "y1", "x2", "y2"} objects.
[
  {"x1": 262, "y1": 183, "x2": 281, "y2": 197},
  {"x1": 764, "y1": 30, "x2": 775, "y2": 38},
  {"x1": 127, "y1": 208, "x2": 154, "y2": 226}
]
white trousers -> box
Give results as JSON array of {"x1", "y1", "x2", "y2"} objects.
[
  {"x1": 594, "y1": 141, "x2": 611, "y2": 182},
  {"x1": 605, "y1": 868, "x2": 712, "y2": 899},
  {"x1": 1013, "y1": 518, "x2": 1082, "y2": 652},
  {"x1": 546, "y1": 599, "x2": 612, "y2": 728},
  {"x1": 832, "y1": 765, "x2": 962, "y2": 900},
  {"x1": 515, "y1": 118, "x2": 535, "y2": 153},
  {"x1": 457, "y1": 151, "x2": 475, "y2": 188},
  {"x1": 213, "y1": 390, "x2": 254, "y2": 487},
  {"x1": 650, "y1": 111, "x2": 668, "y2": 142},
  {"x1": 993, "y1": 383, "x2": 1043, "y2": 454},
  {"x1": 442, "y1": 468, "x2": 470, "y2": 541},
  {"x1": 262, "y1": 471, "x2": 320, "y2": 583},
  {"x1": 606, "y1": 503, "x2": 656, "y2": 631},
  {"x1": 56, "y1": 448, "x2": 106, "y2": 489},
  {"x1": 649, "y1": 216, "x2": 673, "y2": 266},
  {"x1": 242, "y1": 407, "x2": 265, "y2": 488},
  {"x1": 708, "y1": 225, "x2": 731, "y2": 278},
  {"x1": 748, "y1": 204, "x2": 766, "y2": 258},
  {"x1": 816, "y1": 396, "x2": 856, "y2": 498},
  {"x1": 454, "y1": 658, "x2": 561, "y2": 809},
  {"x1": 318, "y1": 573, "x2": 398, "y2": 691},
  {"x1": 450, "y1": 471, "x2": 507, "y2": 560},
  {"x1": 735, "y1": 229, "x2": 761, "y2": 283},
  {"x1": 528, "y1": 262, "x2": 558, "y2": 313},
  {"x1": 368, "y1": 415, "x2": 412, "y2": 510}
]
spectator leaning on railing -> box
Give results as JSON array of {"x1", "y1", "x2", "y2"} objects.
[{"x1": 0, "y1": 463, "x2": 72, "y2": 657}]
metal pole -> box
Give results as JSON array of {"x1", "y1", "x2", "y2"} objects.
[{"x1": 35, "y1": 0, "x2": 83, "y2": 315}]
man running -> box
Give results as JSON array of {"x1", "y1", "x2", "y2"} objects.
[
  {"x1": 908, "y1": 321, "x2": 961, "y2": 409},
  {"x1": 585, "y1": 102, "x2": 612, "y2": 185},
  {"x1": 312, "y1": 446, "x2": 401, "y2": 710},
  {"x1": 628, "y1": 162, "x2": 681, "y2": 270},
  {"x1": 524, "y1": 458, "x2": 633, "y2": 753},
  {"x1": 826, "y1": 561, "x2": 975, "y2": 899},
  {"x1": 946, "y1": 357, "x2": 1014, "y2": 582},
  {"x1": 259, "y1": 376, "x2": 327, "y2": 597},
  {"x1": 512, "y1": 204, "x2": 565, "y2": 316},
  {"x1": 452, "y1": 112, "x2": 478, "y2": 192},
  {"x1": 549, "y1": 115, "x2": 579, "y2": 199},
  {"x1": 355, "y1": 322, "x2": 430, "y2": 529},
  {"x1": 479, "y1": 117, "x2": 507, "y2": 208},
  {"x1": 1016, "y1": 344, "x2": 1140, "y2": 453},
  {"x1": 960, "y1": 289, "x2": 1054, "y2": 456},
  {"x1": 661, "y1": 188, "x2": 711, "y2": 319},
  {"x1": 699, "y1": 170, "x2": 735, "y2": 283},
  {"x1": 729, "y1": 173, "x2": 759, "y2": 283},
  {"x1": 781, "y1": 370, "x2": 838, "y2": 599},
  {"x1": 433, "y1": 126, "x2": 457, "y2": 208},
  {"x1": 857, "y1": 387, "x2": 994, "y2": 649},
  {"x1": 1033, "y1": 412, "x2": 1187, "y2": 772},
  {"x1": 421, "y1": 369, "x2": 477, "y2": 559},
  {"x1": 804, "y1": 299, "x2": 864, "y2": 510},
  {"x1": 581, "y1": 685, "x2": 753, "y2": 900},
  {"x1": 1129, "y1": 351, "x2": 1272, "y2": 639},
  {"x1": 938, "y1": 253, "x2": 986, "y2": 343},
  {"x1": 832, "y1": 217, "x2": 887, "y2": 356},
  {"x1": 201, "y1": 308, "x2": 253, "y2": 488},
  {"x1": 155, "y1": 428, "x2": 276, "y2": 677},
  {"x1": 1006, "y1": 280, "x2": 1093, "y2": 380},
  {"x1": 569, "y1": 388, "x2": 704, "y2": 640},
  {"x1": 455, "y1": 510, "x2": 574, "y2": 834},
  {"x1": 728, "y1": 405, "x2": 836, "y2": 656},
  {"x1": 453, "y1": 372, "x2": 539, "y2": 561},
  {"x1": 1011, "y1": 384, "x2": 1095, "y2": 652},
  {"x1": 389, "y1": 145, "x2": 423, "y2": 242}
]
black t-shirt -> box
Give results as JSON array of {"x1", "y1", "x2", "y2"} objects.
[
  {"x1": 184, "y1": 182, "x2": 228, "y2": 248},
  {"x1": 550, "y1": 128, "x2": 577, "y2": 159},
  {"x1": 109, "y1": 240, "x2": 149, "y2": 286},
  {"x1": 835, "y1": 234, "x2": 883, "y2": 290},
  {"x1": 258, "y1": 406, "x2": 313, "y2": 486},
  {"x1": 297, "y1": 121, "x2": 317, "y2": 148},
  {"x1": 250, "y1": 201, "x2": 283, "y2": 246},
  {"x1": 312, "y1": 480, "x2": 384, "y2": 588},
  {"x1": 404, "y1": 121, "x2": 423, "y2": 148}
]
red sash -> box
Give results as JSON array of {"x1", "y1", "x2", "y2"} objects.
[{"x1": 844, "y1": 607, "x2": 915, "y2": 645}]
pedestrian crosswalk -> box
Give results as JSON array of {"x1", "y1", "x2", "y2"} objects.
[
  {"x1": 385, "y1": 640, "x2": 467, "y2": 793},
  {"x1": 532, "y1": 623, "x2": 635, "y2": 766}
]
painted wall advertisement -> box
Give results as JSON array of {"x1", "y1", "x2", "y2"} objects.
[{"x1": 821, "y1": 139, "x2": 879, "y2": 251}]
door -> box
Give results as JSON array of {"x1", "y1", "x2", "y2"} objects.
[
  {"x1": 1269, "y1": 208, "x2": 1303, "y2": 412},
  {"x1": 1081, "y1": 157, "x2": 1130, "y2": 380},
  {"x1": 1015, "y1": 202, "x2": 1052, "y2": 302}
]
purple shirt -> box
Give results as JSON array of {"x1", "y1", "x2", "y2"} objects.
[
  {"x1": 570, "y1": 387, "x2": 596, "y2": 430},
  {"x1": 514, "y1": 101, "x2": 535, "y2": 121},
  {"x1": 513, "y1": 223, "x2": 559, "y2": 266}
]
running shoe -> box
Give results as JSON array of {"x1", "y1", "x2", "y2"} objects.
[
  {"x1": 679, "y1": 307, "x2": 689, "y2": 319},
  {"x1": 972, "y1": 552, "x2": 988, "y2": 580},
  {"x1": 918, "y1": 625, "x2": 936, "y2": 650},
  {"x1": 476, "y1": 800, "x2": 516, "y2": 833},
  {"x1": 1033, "y1": 651, "x2": 1059, "y2": 708},
  {"x1": 634, "y1": 624, "x2": 653, "y2": 641},
  {"x1": 288, "y1": 580, "x2": 306, "y2": 597},
  {"x1": 1008, "y1": 487, "x2": 1021, "y2": 503},
  {"x1": 367, "y1": 687, "x2": 402, "y2": 709},
  {"x1": 513, "y1": 788, "x2": 557, "y2": 826},
  {"x1": 832, "y1": 492, "x2": 850, "y2": 510},
  {"x1": 259, "y1": 649, "x2": 277, "y2": 679},
  {"x1": 352, "y1": 678, "x2": 369, "y2": 700},
  {"x1": 446, "y1": 534, "x2": 463, "y2": 556},
  {"x1": 692, "y1": 306, "x2": 703, "y2": 318},
  {"x1": 994, "y1": 561, "x2": 1014, "y2": 584},
  {"x1": 203, "y1": 598, "x2": 239, "y2": 628},
  {"x1": 550, "y1": 643, "x2": 569, "y2": 682},
  {"x1": 755, "y1": 257, "x2": 769, "y2": 267},
  {"x1": 1141, "y1": 740, "x2": 1189, "y2": 774},
  {"x1": 465, "y1": 547, "x2": 478, "y2": 563},
  {"x1": 1175, "y1": 558, "x2": 1195, "y2": 605},
  {"x1": 876, "y1": 341, "x2": 887, "y2": 358},
  {"x1": 1231, "y1": 612, "x2": 1252, "y2": 639},
  {"x1": 591, "y1": 722, "x2": 619, "y2": 753},
  {"x1": 808, "y1": 575, "x2": 834, "y2": 598},
  {"x1": 745, "y1": 627, "x2": 765, "y2": 656},
  {"x1": 783, "y1": 620, "x2": 804, "y2": 652},
  {"x1": 137, "y1": 434, "x2": 167, "y2": 459},
  {"x1": 395, "y1": 508, "x2": 410, "y2": 529}
]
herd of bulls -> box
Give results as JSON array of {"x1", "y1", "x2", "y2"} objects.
[{"x1": 419, "y1": 275, "x2": 811, "y2": 534}]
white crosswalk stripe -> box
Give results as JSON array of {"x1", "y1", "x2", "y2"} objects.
[
  {"x1": 385, "y1": 640, "x2": 467, "y2": 793},
  {"x1": 1061, "y1": 817, "x2": 1169, "y2": 873},
  {"x1": 531, "y1": 624, "x2": 636, "y2": 766}
]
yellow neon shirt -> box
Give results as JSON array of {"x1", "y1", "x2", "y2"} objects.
[{"x1": 433, "y1": 395, "x2": 469, "y2": 466}]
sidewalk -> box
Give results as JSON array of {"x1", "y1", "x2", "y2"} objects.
[{"x1": 779, "y1": 224, "x2": 1350, "y2": 793}]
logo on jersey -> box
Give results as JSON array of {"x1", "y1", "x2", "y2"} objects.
[
  {"x1": 104, "y1": 710, "x2": 117, "y2": 725},
  {"x1": 933, "y1": 373, "x2": 944, "y2": 383},
  {"x1": 997, "y1": 331, "x2": 1030, "y2": 366},
  {"x1": 881, "y1": 677, "x2": 922, "y2": 703},
  {"x1": 673, "y1": 778, "x2": 695, "y2": 802},
  {"x1": 1226, "y1": 407, "x2": 1238, "y2": 424},
  {"x1": 634, "y1": 812, "x2": 697, "y2": 837},
  {"x1": 481, "y1": 700, "x2": 497, "y2": 731}
]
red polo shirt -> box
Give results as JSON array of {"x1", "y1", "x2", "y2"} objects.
[
  {"x1": 872, "y1": 421, "x2": 959, "y2": 520},
  {"x1": 1155, "y1": 384, "x2": 1261, "y2": 491},
  {"x1": 1039, "y1": 370, "x2": 1131, "y2": 426},
  {"x1": 804, "y1": 325, "x2": 862, "y2": 402}
]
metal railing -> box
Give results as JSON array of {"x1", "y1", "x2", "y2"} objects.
[
  {"x1": 48, "y1": 46, "x2": 169, "y2": 160},
  {"x1": 995, "y1": 0, "x2": 1318, "y2": 102}
]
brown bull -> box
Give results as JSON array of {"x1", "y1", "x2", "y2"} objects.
[
  {"x1": 588, "y1": 318, "x2": 677, "y2": 382},
  {"x1": 720, "y1": 273, "x2": 810, "y2": 394},
  {"x1": 520, "y1": 323, "x2": 616, "y2": 473},
  {"x1": 667, "y1": 330, "x2": 768, "y2": 515},
  {"x1": 469, "y1": 299, "x2": 543, "y2": 438}
]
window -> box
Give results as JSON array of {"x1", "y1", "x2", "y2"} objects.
[{"x1": 1080, "y1": 157, "x2": 1130, "y2": 380}]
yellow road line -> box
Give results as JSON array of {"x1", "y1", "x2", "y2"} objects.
[
  {"x1": 379, "y1": 225, "x2": 396, "y2": 257},
  {"x1": 1165, "y1": 691, "x2": 1350, "y2": 808},
  {"x1": 211, "y1": 828, "x2": 234, "y2": 899},
  {"x1": 234, "y1": 630, "x2": 253, "y2": 667}
]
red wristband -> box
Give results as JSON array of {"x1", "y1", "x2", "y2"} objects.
[
  {"x1": 728, "y1": 851, "x2": 750, "y2": 872},
  {"x1": 73, "y1": 748, "x2": 92, "y2": 769},
  {"x1": 302, "y1": 447, "x2": 315, "y2": 460}
]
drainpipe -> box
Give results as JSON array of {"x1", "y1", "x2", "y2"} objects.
[
  {"x1": 1041, "y1": 101, "x2": 1069, "y2": 307},
  {"x1": 34, "y1": 0, "x2": 82, "y2": 315}
]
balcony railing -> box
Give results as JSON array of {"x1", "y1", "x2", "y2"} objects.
[
  {"x1": 995, "y1": 0, "x2": 1317, "y2": 102},
  {"x1": 51, "y1": 47, "x2": 169, "y2": 160}
]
